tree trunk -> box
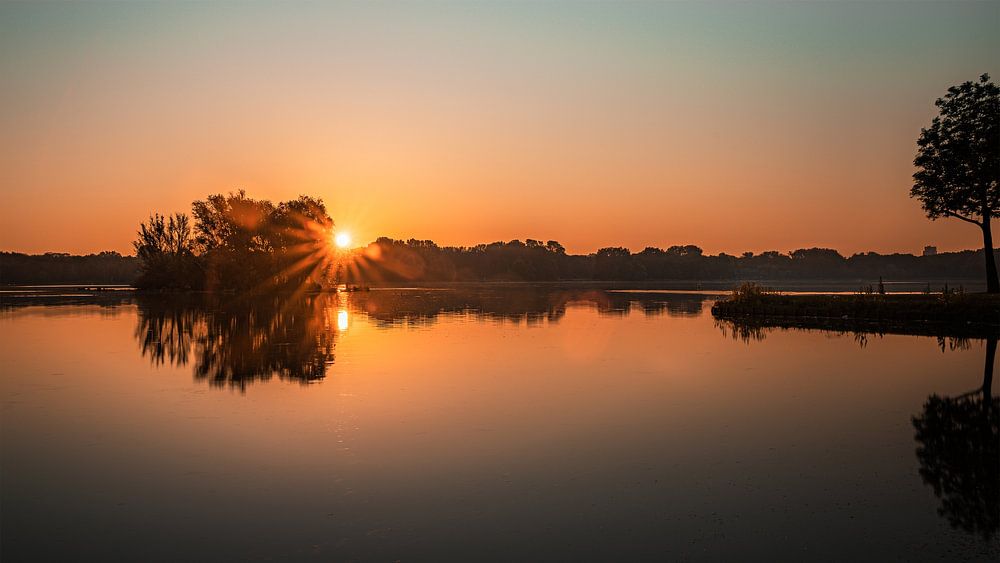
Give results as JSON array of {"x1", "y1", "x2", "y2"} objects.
[
  {"x1": 984, "y1": 337, "x2": 996, "y2": 398},
  {"x1": 983, "y1": 220, "x2": 999, "y2": 293}
]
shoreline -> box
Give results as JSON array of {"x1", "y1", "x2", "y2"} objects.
[{"x1": 711, "y1": 293, "x2": 1000, "y2": 338}]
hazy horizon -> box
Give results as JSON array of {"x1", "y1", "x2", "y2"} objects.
[
  {"x1": 2, "y1": 232, "x2": 993, "y2": 259},
  {"x1": 2, "y1": 1, "x2": 998, "y2": 256}
]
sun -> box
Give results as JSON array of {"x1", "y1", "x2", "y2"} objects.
[{"x1": 334, "y1": 232, "x2": 352, "y2": 249}]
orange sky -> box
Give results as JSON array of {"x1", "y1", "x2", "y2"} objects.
[{"x1": 1, "y1": 2, "x2": 998, "y2": 256}]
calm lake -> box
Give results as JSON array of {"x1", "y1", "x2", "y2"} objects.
[{"x1": 1, "y1": 288, "x2": 997, "y2": 561}]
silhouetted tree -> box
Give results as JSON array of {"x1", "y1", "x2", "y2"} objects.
[
  {"x1": 595, "y1": 247, "x2": 643, "y2": 280},
  {"x1": 789, "y1": 248, "x2": 847, "y2": 277},
  {"x1": 192, "y1": 191, "x2": 278, "y2": 290},
  {"x1": 912, "y1": 74, "x2": 1000, "y2": 293},
  {"x1": 269, "y1": 195, "x2": 335, "y2": 288},
  {"x1": 133, "y1": 213, "x2": 200, "y2": 289},
  {"x1": 545, "y1": 240, "x2": 566, "y2": 255},
  {"x1": 132, "y1": 191, "x2": 335, "y2": 291},
  {"x1": 666, "y1": 244, "x2": 703, "y2": 257}
]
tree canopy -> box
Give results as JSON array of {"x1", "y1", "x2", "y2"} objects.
[
  {"x1": 134, "y1": 191, "x2": 335, "y2": 291},
  {"x1": 912, "y1": 73, "x2": 1000, "y2": 292}
]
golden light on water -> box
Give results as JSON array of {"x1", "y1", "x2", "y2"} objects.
[
  {"x1": 334, "y1": 232, "x2": 352, "y2": 249},
  {"x1": 337, "y1": 309, "x2": 349, "y2": 331}
]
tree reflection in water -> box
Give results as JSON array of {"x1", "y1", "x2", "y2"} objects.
[
  {"x1": 913, "y1": 337, "x2": 999, "y2": 541},
  {"x1": 134, "y1": 289, "x2": 709, "y2": 389},
  {"x1": 135, "y1": 294, "x2": 337, "y2": 390},
  {"x1": 718, "y1": 318, "x2": 999, "y2": 542}
]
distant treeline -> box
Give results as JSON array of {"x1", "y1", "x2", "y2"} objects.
[
  {"x1": 0, "y1": 251, "x2": 138, "y2": 285},
  {"x1": 343, "y1": 238, "x2": 998, "y2": 284},
  {"x1": 3, "y1": 242, "x2": 997, "y2": 287}
]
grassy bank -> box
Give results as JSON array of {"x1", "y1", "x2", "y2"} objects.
[{"x1": 711, "y1": 284, "x2": 1000, "y2": 337}]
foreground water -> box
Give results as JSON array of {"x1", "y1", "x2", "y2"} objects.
[{"x1": 1, "y1": 289, "x2": 997, "y2": 561}]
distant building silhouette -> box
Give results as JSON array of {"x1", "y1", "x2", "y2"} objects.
[{"x1": 923, "y1": 245, "x2": 938, "y2": 257}]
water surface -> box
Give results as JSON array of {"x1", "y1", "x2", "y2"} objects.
[{"x1": 1, "y1": 289, "x2": 997, "y2": 561}]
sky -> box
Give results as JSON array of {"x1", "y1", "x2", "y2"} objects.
[{"x1": 1, "y1": 1, "x2": 998, "y2": 256}]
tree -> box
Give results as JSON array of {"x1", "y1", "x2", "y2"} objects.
[
  {"x1": 912, "y1": 74, "x2": 1000, "y2": 293},
  {"x1": 133, "y1": 213, "x2": 199, "y2": 289},
  {"x1": 191, "y1": 191, "x2": 277, "y2": 289},
  {"x1": 270, "y1": 195, "x2": 335, "y2": 287},
  {"x1": 666, "y1": 244, "x2": 703, "y2": 257},
  {"x1": 545, "y1": 240, "x2": 566, "y2": 255},
  {"x1": 134, "y1": 191, "x2": 336, "y2": 291}
]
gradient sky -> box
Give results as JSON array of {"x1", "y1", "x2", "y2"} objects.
[{"x1": 1, "y1": 1, "x2": 998, "y2": 256}]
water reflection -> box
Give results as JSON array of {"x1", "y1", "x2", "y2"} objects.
[
  {"x1": 912, "y1": 337, "x2": 999, "y2": 541},
  {"x1": 132, "y1": 289, "x2": 709, "y2": 388},
  {"x1": 347, "y1": 288, "x2": 706, "y2": 327},
  {"x1": 4, "y1": 287, "x2": 999, "y2": 559},
  {"x1": 135, "y1": 294, "x2": 337, "y2": 390},
  {"x1": 721, "y1": 316, "x2": 999, "y2": 542},
  {"x1": 129, "y1": 290, "x2": 1000, "y2": 542}
]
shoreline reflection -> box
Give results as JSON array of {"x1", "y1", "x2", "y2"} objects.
[{"x1": 132, "y1": 289, "x2": 711, "y2": 388}]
